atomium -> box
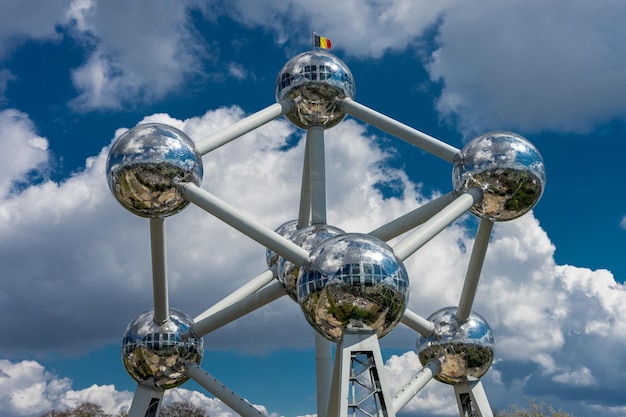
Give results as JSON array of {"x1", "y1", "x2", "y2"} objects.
[
  {"x1": 107, "y1": 46, "x2": 546, "y2": 417},
  {"x1": 121, "y1": 309, "x2": 203, "y2": 389}
]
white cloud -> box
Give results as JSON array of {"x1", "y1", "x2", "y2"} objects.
[
  {"x1": 426, "y1": 0, "x2": 626, "y2": 134},
  {"x1": 0, "y1": 0, "x2": 71, "y2": 58},
  {"x1": 0, "y1": 109, "x2": 49, "y2": 197},
  {"x1": 552, "y1": 366, "x2": 596, "y2": 386},
  {"x1": 198, "y1": 0, "x2": 453, "y2": 58},
  {"x1": 620, "y1": 215, "x2": 626, "y2": 230},
  {"x1": 0, "y1": 359, "x2": 247, "y2": 417},
  {"x1": 68, "y1": 0, "x2": 206, "y2": 110}
]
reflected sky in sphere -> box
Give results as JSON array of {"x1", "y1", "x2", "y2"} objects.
[
  {"x1": 298, "y1": 233, "x2": 409, "y2": 342},
  {"x1": 106, "y1": 123, "x2": 203, "y2": 218},
  {"x1": 275, "y1": 50, "x2": 355, "y2": 129},
  {"x1": 417, "y1": 307, "x2": 494, "y2": 385},
  {"x1": 121, "y1": 309, "x2": 203, "y2": 389},
  {"x1": 452, "y1": 131, "x2": 546, "y2": 222}
]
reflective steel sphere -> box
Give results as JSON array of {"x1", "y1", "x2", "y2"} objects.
[
  {"x1": 298, "y1": 233, "x2": 409, "y2": 342},
  {"x1": 275, "y1": 50, "x2": 355, "y2": 129},
  {"x1": 121, "y1": 309, "x2": 203, "y2": 389},
  {"x1": 277, "y1": 223, "x2": 345, "y2": 301},
  {"x1": 266, "y1": 219, "x2": 299, "y2": 268},
  {"x1": 452, "y1": 131, "x2": 545, "y2": 221},
  {"x1": 106, "y1": 123, "x2": 203, "y2": 218},
  {"x1": 417, "y1": 307, "x2": 494, "y2": 385}
]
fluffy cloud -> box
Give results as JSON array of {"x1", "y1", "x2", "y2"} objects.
[
  {"x1": 68, "y1": 0, "x2": 206, "y2": 110},
  {"x1": 5, "y1": 0, "x2": 625, "y2": 135},
  {"x1": 426, "y1": 0, "x2": 626, "y2": 134}
]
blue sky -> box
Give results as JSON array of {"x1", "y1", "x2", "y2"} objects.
[{"x1": 0, "y1": 1, "x2": 625, "y2": 416}]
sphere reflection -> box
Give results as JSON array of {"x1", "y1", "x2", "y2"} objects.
[
  {"x1": 298, "y1": 233, "x2": 409, "y2": 342},
  {"x1": 417, "y1": 307, "x2": 494, "y2": 385},
  {"x1": 452, "y1": 131, "x2": 545, "y2": 221},
  {"x1": 106, "y1": 123, "x2": 203, "y2": 218},
  {"x1": 121, "y1": 309, "x2": 203, "y2": 389},
  {"x1": 275, "y1": 50, "x2": 355, "y2": 129},
  {"x1": 278, "y1": 223, "x2": 345, "y2": 301},
  {"x1": 266, "y1": 219, "x2": 299, "y2": 268}
]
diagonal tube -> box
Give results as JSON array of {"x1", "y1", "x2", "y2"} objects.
[
  {"x1": 195, "y1": 100, "x2": 293, "y2": 155},
  {"x1": 192, "y1": 280, "x2": 285, "y2": 337},
  {"x1": 455, "y1": 218, "x2": 494, "y2": 323},
  {"x1": 401, "y1": 308, "x2": 435, "y2": 338},
  {"x1": 391, "y1": 360, "x2": 441, "y2": 414},
  {"x1": 338, "y1": 98, "x2": 460, "y2": 163},
  {"x1": 392, "y1": 188, "x2": 483, "y2": 261},
  {"x1": 194, "y1": 267, "x2": 276, "y2": 322},
  {"x1": 186, "y1": 363, "x2": 266, "y2": 416},
  {"x1": 369, "y1": 192, "x2": 456, "y2": 242},
  {"x1": 177, "y1": 182, "x2": 310, "y2": 266}
]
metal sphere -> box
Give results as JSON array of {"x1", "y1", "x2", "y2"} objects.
[
  {"x1": 277, "y1": 223, "x2": 345, "y2": 301},
  {"x1": 106, "y1": 123, "x2": 203, "y2": 218},
  {"x1": 121, "y1": 309, "x2": 203, "y2": 389},
  {"x1": 298, "y1": 233, "x2": 409, "y2": 342},
  {"x1": 417, "y1": 307, "x2": 495, "y2": 385},
  {"x1": 452, "y1": 131, "x2": 546, "y2": 222},
  {"x1": 275, "y1": 50, "x2": 355, "y2": 129},
  {"x1": 266, "y1": 219, "x2": 300, "y2": 268}
]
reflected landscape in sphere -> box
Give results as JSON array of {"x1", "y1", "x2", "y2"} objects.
[
  {"x1": 452, "y1": 131, "x2": 545, "y2": 221},
  {"x1": 106, "y1": 123, "x2": 203, "y2": 218},
  {"x1": 298, "y1": 233, "x2": 409, "y2": 342},
  {"x1": 121, "y1": 309, "x2": 203, "y2": 389},
  {"x1": 266, "y1": 219, "x2": 299, "y2": 268},
  {"x1": 278, "y1": 223, "x2": 345, "y2": 301},
  {"x1": 417, "y1": 307, "x2": 494, "y2": 385},
  {"x1": 275, "y1": 50, "x2": 355, "y2": 129}
]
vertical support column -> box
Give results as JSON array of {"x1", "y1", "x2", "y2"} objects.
[
  {"x1": 306, "y1": 124, "x2": 333, "y2": 416},
  {"x1": 307, "y1": 125, "x2": 326, "y2": 225},
  {"x1": 150, "y1": 218, "x2": 169, "y2": 324},
  {"x1": 453, "y1": 380, "x2": 494, "y2": 417},
  {"x1": 327, "y1": 328, "x2": 396, "y2": 417},
  {"x1": 127, "y1": 382, "x2": 164, "y2": 417},
  {"x1": 315, "y1": 333, "x2": 332, "y2": 417},
  {"x1": 298, "y1": 138, "x2": 312, "y2": 228}
]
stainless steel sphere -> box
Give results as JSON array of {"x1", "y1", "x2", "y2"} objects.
[
  {"x1": 277, "y1": 223, "x2": 345, "y2": 301},
  {"x1": 106, "y1": 123, "x2": 203, "y2": 218},
  {"x1": 298, "y1": 233, "x2": 409, "y2": 342},
  {"x1": 417, "y1": 307, "x2": 495, "y2": 385},
  {"x1": 121, "y1": 309, "x2": 203, "y2": 389},
  {"x1": 266, "y1": 219, "x2": 299, "y2": 268},
  {"x1": 452, "y1": 131, "x2": 545, "y2": 222},
  {"x1": 275, "y1": 50, "x2": 355, "y2": 129}
]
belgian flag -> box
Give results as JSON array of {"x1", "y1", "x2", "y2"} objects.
[{"x1": 314, "y1": 33, "x2": 332, "y2": 50}]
